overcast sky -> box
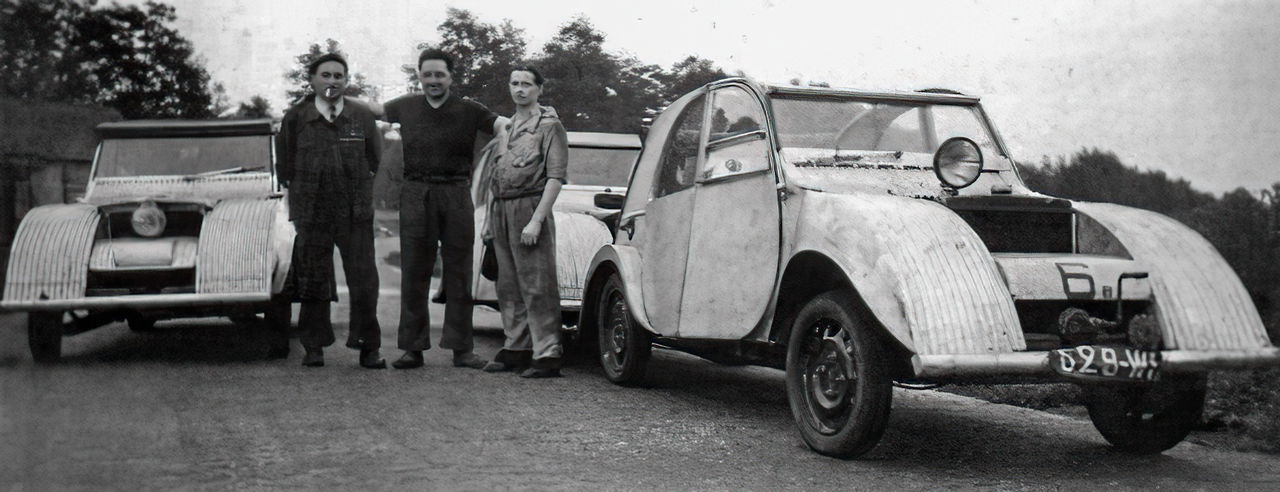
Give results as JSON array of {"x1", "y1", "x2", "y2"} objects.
[{"x1": 140, "y1": 0, "x2": 1280, "y2": 194}]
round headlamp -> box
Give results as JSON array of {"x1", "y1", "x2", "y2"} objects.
[
  {"x1": 131, "y1": 200, "x2": 166, "y2": 237},
  {"x1": 933, "y1": 137, "x2": 984, "y2": 189}
]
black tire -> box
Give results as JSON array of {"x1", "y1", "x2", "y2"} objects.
[
  {"x1": 785, "y1": 290, "x2": 893, "y2": 459},
  {"x1": 127, "y1": 315, "x2": 157, "y2": 332},
  {"x1": 1084, "y1": 375, "x2": 1206, "y2": 454},
  {"x1": 28, "y1": 312, "x2": 64, "y2": 363},
  {"x1": 597, "y1": 273, "x2": 651, "y2": 384}
]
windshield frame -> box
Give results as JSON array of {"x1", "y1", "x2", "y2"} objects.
[
  {"x1": 764, "y1": 88, "x2": 1012, "y2": 160},
  {"x1": 89, "y1": 134, "x2": 276, "y2": 181}
]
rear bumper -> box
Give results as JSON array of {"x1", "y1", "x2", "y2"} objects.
[
  {"x1": 912, "y1": 348, "x2": 1280, "y2": 379},
  {"x1": 1, "y1": 293, "x2": 271, "y2": 312}
]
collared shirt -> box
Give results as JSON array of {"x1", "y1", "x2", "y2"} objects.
[
  {"x1": 313, "y1": 96, "x2": 345, "y2": 122},
  {"x1": 490, "y1": 105, "x2": 568, "y2": 200},
  {"x1": 277, "y1": 95, "x2": 382, "y2": 224}
]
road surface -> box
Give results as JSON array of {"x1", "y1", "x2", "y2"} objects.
[{"x1": 2, "y1": 237, "x2": 1278, "y2": 490}]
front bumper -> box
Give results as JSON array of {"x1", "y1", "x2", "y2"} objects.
[
  {"x1": 912, "y1": 348, "x2": 1280, "y2": 379},
  {"x1": 0, "y1": 292, "x2": 271, "y2": 312}
]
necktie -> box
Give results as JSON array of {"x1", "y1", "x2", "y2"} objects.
[{"x1": 329, "y1": 107, "x2": 337, "y2": 123}]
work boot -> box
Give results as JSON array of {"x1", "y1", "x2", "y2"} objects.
[
  {"x1": 302, "y1": 347, "x2": 324, "y2": 367},
  {"x1": 392, "y1": 350, "x2": 424, "y2": 369},
  {"x1": 359, "y1": 349, "x2": 386, "y2": 369},
  {"x1": 452, "y1": 351, "x2": 486, "y2": 369}
]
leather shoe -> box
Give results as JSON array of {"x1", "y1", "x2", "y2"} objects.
[
  {"x1": 519, "y1": 367, "x2": 562, "y2": 378},
  {"x1": 359, "y1": 349, "x2": 386, "y2": 369},
  {"x1": 266, "y1": 345, "x2": 290, "y2": 360},
  {"x1": 482, "y1": 360, "x2": 518, "y2": 373},
  {"x1": 302, "y1": 348, "x2": 324, "y2": 367},
  {"x1": 452, "y1": 351, "x2": 486, "y2": 369},
  {"x1": 392, "y1": 351, "x2": 424, "y2": 369}
]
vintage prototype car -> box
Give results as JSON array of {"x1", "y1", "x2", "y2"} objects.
[
  {"x1": 469, "y1": 131, "x2": 641, "y2": 319},
  {"x1": 577, "y1": 78, "x2": 1280, "y2": 458},
  {"x1": 2, "y1": 119, "x2": 293, "y2": 362}
]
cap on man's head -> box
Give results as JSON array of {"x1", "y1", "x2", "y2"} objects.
[{"x1": 308, "y1": 53, "x2": 348, "y2": 76}]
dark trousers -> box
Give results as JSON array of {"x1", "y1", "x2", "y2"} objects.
[
  {"x1": 398, "y1": 181, "x2": 474, "y2": 352},
  {"x1": 490, "y1": 195, "x2": 562, "y2": 365},
  {"x1": 294, "y1": 220, "x2": 381, "y2": 350}
]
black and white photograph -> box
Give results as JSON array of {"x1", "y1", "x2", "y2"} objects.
[{"x1": 2, "y1": 0, "x2": 1279, "y2": 489}]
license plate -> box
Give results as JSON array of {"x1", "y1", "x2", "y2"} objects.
[{"x1": 1049, "y1": 345, "x2": 1161, "y2": 382}]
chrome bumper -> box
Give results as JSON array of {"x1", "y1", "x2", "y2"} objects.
[
  {"x1": 912, "y1": 348, "x2": 1280, "y2": 379},
  {"x1": 0, "y1": 293, "x2": 271, "y2": 312}
]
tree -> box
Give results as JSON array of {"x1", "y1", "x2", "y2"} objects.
[
  {"x1": 1, "y1": 0, "x2": 216, "y2": 118},
  {"x1": 234, "y1": 96, "x2": 273, "y2": 119},
  {"x1": 653, "y1": 55, "x2": 729, "y2": 105},
  {"x1": 533, "y1": 16, "x2": 670, "y2": 133},
  {"x1": 284, "y1": 38, "x2": 373, "y2": 105}
]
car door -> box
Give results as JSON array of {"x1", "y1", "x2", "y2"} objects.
[
  {"x1": 676, "y1": 83, "x2": 781, "y2": 339},
  {"x1": 639, "y1": 92, "x2": 707, "y2": 334}
]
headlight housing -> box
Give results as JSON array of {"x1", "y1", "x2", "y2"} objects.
[
  {"x1": 131, "y1": 200, "x2": 166, "y2": 237},
  {"x1": 933, "y1": 137, "x2": 984, "y2": 189}
]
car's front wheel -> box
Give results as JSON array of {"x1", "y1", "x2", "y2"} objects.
[
  {"x1": 597, "y1": 273, "x2": 650, "y2": 384},
  {"x1": 28, "y1": 312, "x2": 64, "y2": 363},
  {"x1": 786, "y1": 290, "x2": 892, "y2": 459},
  {"x1": 1084, "y1": 375, "x2": 1206, "y2": 454}
]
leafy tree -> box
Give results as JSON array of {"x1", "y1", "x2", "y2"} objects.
[
  {"x1": 405, "y1": 8, "x2": 527, "y2": 114},
  {"x1": 284, "y1": 38, "x2": 373, "y2": 105},
  {"x1": 234, "y1": 96, "x2": 272, "y2": 118},
  {"x1": 0, "y1": 0, "x2": 215, "y2": 118},
  {"x1": 653, "y1": 55, "x2": 730, "y2": 105},
  {"x1": 209, "y1": 82, "x2": 232, "y2": 117}
]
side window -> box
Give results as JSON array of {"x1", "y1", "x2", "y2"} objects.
[
  {"x1": 653, "y1": 94, "x2": 705, "y2": 198},
  {"x1": 701, "y1": 86, "x2": 770, "y2": 182},
  {"x1": 708, "y1": 87, "x2": 764, "y2": 141}
]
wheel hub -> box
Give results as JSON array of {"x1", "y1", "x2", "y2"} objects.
[{"x1": 808, "y1": 337, "x2": 854, "y2": 411}]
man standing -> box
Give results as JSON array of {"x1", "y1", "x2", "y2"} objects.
[
  {"x1": 277, "y1": 53, "x2": 385, "y2": 369},
  {"x1": 384, "y1": 49, "x2": 506, "y2": 369}
]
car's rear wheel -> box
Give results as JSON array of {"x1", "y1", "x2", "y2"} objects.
[
  {"x1": 1084, "y1": 374, "x2": 1206, "y2": 454},
  {"x1": 597, "y1": 273, "x2": 650, "y2": 384},
  {"x1": 786, "y1": 290, "x2": 892, "y2": 459},
  {"x1": 127, "y1": 315, "x2": 157, "y2": 332},
  {"x1": 28, "y1": 312, "x2": 64, "y2": 363}
]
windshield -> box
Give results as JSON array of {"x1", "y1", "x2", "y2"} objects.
[
  {"x1": 565, "y1": 146, "x2": 639, "y2": 187},
  {"x1": 95, "y1": 135, "x2": 272, "y2": 178},
  {"x1": 770, "y1": 96, "x2": 1006, "y2": 169}
]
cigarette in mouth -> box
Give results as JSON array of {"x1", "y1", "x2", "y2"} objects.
[{"x1": 324, "y1": 87, "x2": 339, "y2": 98}]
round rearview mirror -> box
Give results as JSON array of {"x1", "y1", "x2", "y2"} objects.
[{"x1": 933, "y1": 137, "x2": 984, "y2": 189}]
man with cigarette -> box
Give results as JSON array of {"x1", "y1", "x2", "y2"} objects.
[{"x1": 276, "y1": 53, "x2": 385, "y2": 369}]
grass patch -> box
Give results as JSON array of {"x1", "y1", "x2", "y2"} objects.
[{"x1": 944, "y1": 369, "x2": 1280, "y2": 454}]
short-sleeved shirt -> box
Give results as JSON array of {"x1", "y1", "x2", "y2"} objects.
[
  {"x1": 383, "y1": 93, "x2": 498, "y2": 182},
  {"x1": 490, "y1": 105, "x2": 568, "y2": 200}
]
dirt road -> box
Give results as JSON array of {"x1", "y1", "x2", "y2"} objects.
[{"x1": 3, "y1": 238, "x2": 1279, "y2": 490}]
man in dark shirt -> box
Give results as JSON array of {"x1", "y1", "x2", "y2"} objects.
[
  {"x1": 276, "y1": 53, "x2": 385, "y2": 369},
  {"x1": 383, "y1": 49, "x2": 507, "y2": 369}
]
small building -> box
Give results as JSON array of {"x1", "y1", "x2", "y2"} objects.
[{"x1": 0, "y1": 98, "x2": 120, "y2": 289}]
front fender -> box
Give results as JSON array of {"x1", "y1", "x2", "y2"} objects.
[
  {"x1": 792, "y1": 192, "x2": 1025, "y2": 355},
  {"x1": 1074, "y1": 202, "x2": 1271, "y2": 349},
  {"x1": 583, "y1": 243, "x2": 661, "y2": 335},
  {"x1": 197, "y1": 199, "x2": 279, "y2": 294},
  {"x1": 2, "y1": 204, "x2": 100, "y2": 303}
]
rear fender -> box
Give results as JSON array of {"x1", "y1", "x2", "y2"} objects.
[{"x1": 582, "y1": 244, "x2": 661, "y2": 335}]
